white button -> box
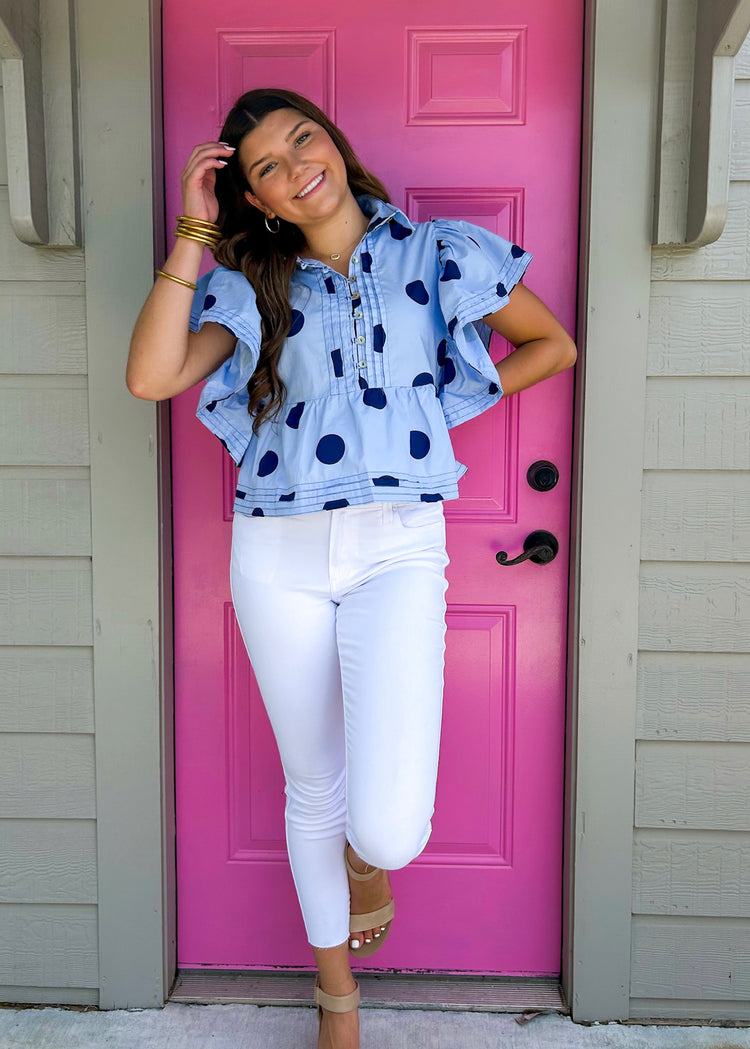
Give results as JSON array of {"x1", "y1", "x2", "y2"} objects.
[
  {"x1": 358, "y1": 360, "x2": 367, "y2": 368},
  {"x1": 355, "y1": 335, "x2": 366, "y2": 344},
  {"x1": 349, "y1": 276, "x2": 357, "y2": 283},
  {"x1": 351, "y1": 256, "x2": 359, "y2": 264}
]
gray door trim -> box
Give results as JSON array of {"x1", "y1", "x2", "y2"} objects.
[
  {"x1": 79, "y1": 0, "x2": 659, "y2": 1016},
  {"x1": 561, "y1": 0, "x2": 659, "y2": 1022},
  {"x1": 78, "y1": 0, "x2": 176, "y2": 1007}
]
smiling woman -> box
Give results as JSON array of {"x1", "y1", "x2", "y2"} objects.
[
  {"x1": 238, "y1": 108, "x2": 370, "y2": 265},
  {"x1": 126, "y1": 86, "x2": 576, "y2": 1049}
]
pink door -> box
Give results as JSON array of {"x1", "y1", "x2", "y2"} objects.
[{"x1": 166, "y1": 0, "x2": 581, "y2": 975}]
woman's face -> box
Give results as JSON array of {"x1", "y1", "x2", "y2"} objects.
[{"x1": 239, "y1": 108, "x2": 350, "y2": 229}]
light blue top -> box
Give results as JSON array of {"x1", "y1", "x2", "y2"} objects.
[{"x1": 189, "y1": 195, "x2": 532, "y2": 516}]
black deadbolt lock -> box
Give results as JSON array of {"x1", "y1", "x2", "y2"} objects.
[{"x1": 527, "y1": 460, "x2": 559, "y2": 492}]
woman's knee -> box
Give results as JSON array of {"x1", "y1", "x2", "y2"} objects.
[{"x1": 348, "y1": 817, "x2": 433, "y2": 871}]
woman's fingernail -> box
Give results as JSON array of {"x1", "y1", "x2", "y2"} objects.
[
  {"x1": 217, "y1": 160, "x2": 227, "y2": 166},
  {"x1": 350, "y1": 939, "x2": 360, "y2": 949},
  {"x1": 220, "y1": 142, "x2": 235, "y2": 150}
]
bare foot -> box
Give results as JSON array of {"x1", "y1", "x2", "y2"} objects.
[{"x1": 346, "y1": 842, "x2": 393, "y2": 950}]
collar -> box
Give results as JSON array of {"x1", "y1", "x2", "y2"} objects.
[
  {"x1": 295, "y1": 195, "x2": 415, "y2": 269},
  {"x1": 356, "y1": 194, "x2": 415, "y2": 234}
]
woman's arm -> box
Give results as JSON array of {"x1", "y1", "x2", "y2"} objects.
[
  {"x1": 482, "y1": 283, "x2": 577, "y2": 396},
  {"x1": 127, "y1": 238, "x2": 237, "y2": 401},
  {"x1": 126, "y1": 141, "x2": 238, "y2": 401}
]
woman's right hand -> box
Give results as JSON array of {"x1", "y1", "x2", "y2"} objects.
[{"x1": 179, "y1": 141, "x2": 236, "y2": 223}]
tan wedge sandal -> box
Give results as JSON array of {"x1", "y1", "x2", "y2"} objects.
[
  {"x1": 314, "y1": 975, "x2": 360, "y2": 1044},
  {"x1": 345, "y1": 841, "x2": 395, "y2": 959}
]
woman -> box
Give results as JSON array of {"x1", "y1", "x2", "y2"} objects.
[{"x1": 128, "y1": 87, "x2": 576, "y2": 1049}]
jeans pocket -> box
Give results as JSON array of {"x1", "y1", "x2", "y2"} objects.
[{"x1": 393, "y1": 501, "x2": 445, "y2": 528}]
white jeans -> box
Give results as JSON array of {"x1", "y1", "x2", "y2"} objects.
[{"x1": 230, "y1": 501, "x2": 450, "y2": 948}]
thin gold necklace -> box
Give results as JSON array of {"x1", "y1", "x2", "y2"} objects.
[{"x1": 306, "y1": 224, "x2": 368, "y2": 262}]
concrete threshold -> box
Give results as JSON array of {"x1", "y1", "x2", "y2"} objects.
[{"x1": 1, "y1": 1000, "x2": 750, "y2": 1049}]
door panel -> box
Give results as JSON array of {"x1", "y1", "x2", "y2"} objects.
[{"x1": 165, "y1": 0, "x2": 582, "y2": 973}]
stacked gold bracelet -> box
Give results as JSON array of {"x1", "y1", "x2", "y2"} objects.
[{"x1": 174, "y1": 214, "x2": 222, "y2": 249}]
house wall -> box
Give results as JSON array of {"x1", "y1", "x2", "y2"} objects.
[
  {"x1": 0, "y1": 63, "x2": 98, "y2": 1003},
  {"x1": 630, "y1": 27, "x2": 750, "y2": 1021},
  {"x1": 0, "y1": 0, "x2": 170, "y2": 1008}
]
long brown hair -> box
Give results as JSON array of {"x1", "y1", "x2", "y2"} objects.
[{"x1": 213, "y1": 89, "x2": 390, "y2": 434}]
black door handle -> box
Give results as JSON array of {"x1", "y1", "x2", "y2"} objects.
[{"x1": 496, "y1": 530, "x2": 559, "y2": 566}]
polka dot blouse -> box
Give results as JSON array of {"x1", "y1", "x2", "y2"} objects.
[{"x1": 189, "y1": 195, "x2": 532, "y2": 517}]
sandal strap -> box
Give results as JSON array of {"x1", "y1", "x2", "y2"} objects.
[
  {"x1": 345, "y1": 842, "x2": 380, "y2": 881},
  {"x1": 314, "y1": 976, "x2": 360, "y2": 1013},
  {"x1": 349, "y1": 898, "x2": 394, "y2": 931}
]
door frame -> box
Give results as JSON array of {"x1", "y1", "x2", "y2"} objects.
[{"x1": 81, "y1": 0, "x2": 657, "y2": 1018}]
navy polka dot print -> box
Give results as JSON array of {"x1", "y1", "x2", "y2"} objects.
[
  {"x1": 363, "y1": 387, "x2": 387, "y2": 409},
  {"x1": 440, "y1": 260, "x2": 461, "y2": 282},
  {"x1": 251, "y1": 507, "x2": 265, "y2": 516},
  {"x1": 316, "y1": 434, "x2": 346, "y2": 464},
  {"x1": 289, "y1": 309, "x2": 305, "y2": 336},
  {"x1": 195, "y1": 202, "x2": 532, "y2": 517},
  {"x1": 257, "y1": 450, "x2": 279, "y2": 477},
  {"x1": 286, "y1": 402, "x2": 305, "y2": 429},
  {"x1": 406, "y1": 280, "x2": 429, "y2": 304},
  {"x1": 390, "y1": 220, "x2": 412, "y2": 240},
  {"x1": 410, "y1": 430, "x2": 430, "y2": 459}
]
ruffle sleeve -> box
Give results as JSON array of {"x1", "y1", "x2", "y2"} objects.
[
  {"x1": 432, "y1": 219, "x2": 533, "y2": 429},
  {"x1": 190, "y1": 266, "x2": 262, "y2": 465}
]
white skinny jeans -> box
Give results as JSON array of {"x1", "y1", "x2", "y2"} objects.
[{"x1": 229, "y1": 500, "x2": 450, "y2": 948}]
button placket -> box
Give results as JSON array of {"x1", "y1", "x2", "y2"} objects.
[{"x1": 348, "y1": 262, "x2": 368, "y2": 381}]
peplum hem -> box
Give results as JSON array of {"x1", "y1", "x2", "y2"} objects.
[{"x1": 220, "y1": 383, "x2": 468, "y2": 517}]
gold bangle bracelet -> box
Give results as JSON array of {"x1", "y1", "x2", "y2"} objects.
[
  {"x1": 174, "y1": 229, "x2": 220, "y2": 248},
  {"x1": 156, "y1": 268, "x2": 198, "y2": 291},
  {"x1": 177, "y1": 215, "x2": 221, "y2": 231}
]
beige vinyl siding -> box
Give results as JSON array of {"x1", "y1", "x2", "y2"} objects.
[
  {"x1": 0, "y1": 66, "x2": 98, "y2": 1004},
  {"x1": 631, "y1": 30, "x2": 750, "y2": 1020}
]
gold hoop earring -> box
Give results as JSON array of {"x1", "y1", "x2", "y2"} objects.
[{"x1": 265, "y1": 215, "x2": 280, "y2": 234}]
